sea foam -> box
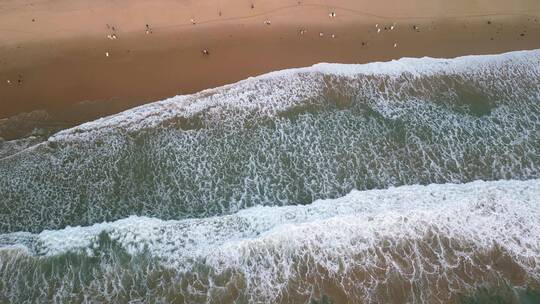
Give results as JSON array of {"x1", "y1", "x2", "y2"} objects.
[
  {"x1": 1, "y1": 49, "x2": 539, "y2": 302},
  {"x1": 1, "y1": 49, "x2": 539, "y2": 233},
  {"x1": 49, "y1": 49, "x2": 540, "y2": 142},
  {"x1": 1, "y1": 179, "x2": 539, "y2": 303}
]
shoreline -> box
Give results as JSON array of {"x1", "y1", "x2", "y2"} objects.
[
  {"x1": 1, "y1": 0, "x2": 540, "y2": 131},
  {"x1": 1, "y1": 48, "x2": 537, "y2": 144}
]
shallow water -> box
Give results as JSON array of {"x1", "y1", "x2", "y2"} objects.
[
  {"x1": 1, "y1": 50, "x2": 539, "y2": 234},
  {"x1": 0, "y1": 50, "x2": 539, "y2": 303}
]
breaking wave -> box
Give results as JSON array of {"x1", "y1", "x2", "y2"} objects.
[{"x1": 1, "y1": 179, "x2": 539, "y2": 303}]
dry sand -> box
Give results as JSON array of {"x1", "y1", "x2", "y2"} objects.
[{"x1": 0, "y1": 0, "x2": 539, "y2": 127}]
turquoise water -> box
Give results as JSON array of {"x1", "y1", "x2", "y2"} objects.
[{"x1": 0, "y1": 50, "x2": 539, "y2": 303}]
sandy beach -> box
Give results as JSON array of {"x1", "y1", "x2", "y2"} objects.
[{"x1": 1, "y1": 0, "x2": 540, "y2": 130}]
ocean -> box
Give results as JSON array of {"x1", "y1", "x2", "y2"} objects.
[{"x1": 0, "y1": 50, "x2": 539, "y2": 303}]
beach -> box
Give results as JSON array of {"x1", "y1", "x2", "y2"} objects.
[
  {"x1": 1, "y1": 0, "x2": 540, "y2": 129},
  {"x1": 1, "y1": 1, "x2": 540, "y2": 303}
]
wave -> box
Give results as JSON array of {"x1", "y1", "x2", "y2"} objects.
[
  {"x1": 1, "y1": 179, "x2": 539, "y2": 303},
  {"x1": 47, "y1": 49, "x2": 540, "y2": 142},
  {"x1": 0, "y1": 50, "x2": 539, "y2": 233}
]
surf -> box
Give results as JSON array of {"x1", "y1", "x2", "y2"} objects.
[
  {"x1": 1, "y1": 179, "x2": 539, "y2": 303},
  {"x1": 1, "y1": 50, "x2": 539, "y2": 233}
]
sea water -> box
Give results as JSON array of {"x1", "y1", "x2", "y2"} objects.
[{"x1": 0, "y1": 50, "x2": 539, "y2": 303}]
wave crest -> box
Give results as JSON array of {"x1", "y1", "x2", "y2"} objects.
[{"x1": 1, "y1": 179, "x2": 539, "y2": 303}]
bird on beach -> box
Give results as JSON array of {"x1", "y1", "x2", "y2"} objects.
[
  {"x1": 106, "y1": 24, "x2": 118, "y2": 39},
  {"x1": 202, "y1": 49, "x2": 210, "y2": 56}
]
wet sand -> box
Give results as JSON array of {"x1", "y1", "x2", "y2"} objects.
[{"x1": 1, "y1": 0, "x2": 540, "y2": 130}]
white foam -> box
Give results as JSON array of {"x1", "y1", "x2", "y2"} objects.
[
  {"x1": 48, "y1": 49, "x2": 540, "y2": 143},
  {"x1": 24, "y1": 179, "x2": 538, "y2": 270},
  {"x1": 2, "y1": 178, "x2": 539, "y2": 302}
]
